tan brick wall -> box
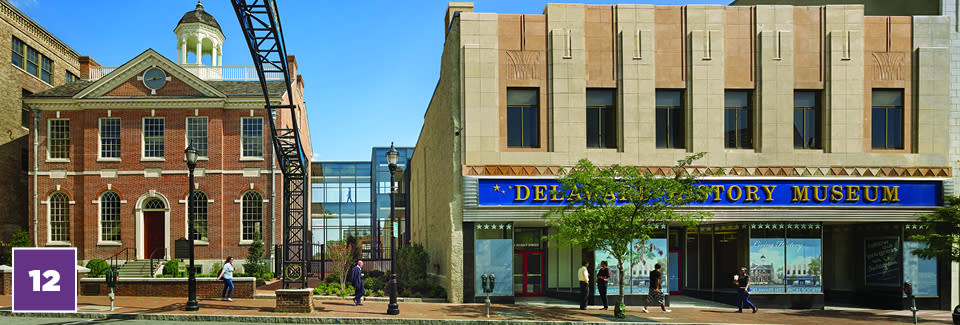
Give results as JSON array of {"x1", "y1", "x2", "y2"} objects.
[{"x1": 0, "y1": 1, "x2": 83, "y2": 242}]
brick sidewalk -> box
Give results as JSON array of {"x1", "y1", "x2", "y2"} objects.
[{"x1": 0, "y1": 295, "x2": 953, "y2": 324}]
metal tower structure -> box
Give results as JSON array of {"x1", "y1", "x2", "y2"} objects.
[{"x1": 230, "y1": 0, "x2": 308, "y2": 289}]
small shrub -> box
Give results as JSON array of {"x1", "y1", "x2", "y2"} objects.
[
  {"x1": 211, "y1": 263, "x2": 222, "y2": 277},
  {"x1": 86, "y1": 259, "x2": 109, "y2": 277},
  {"x1": 163, "y1": 260, "x2": 181, "y2": 276},
  {"x1": 314, "y1": 282, "x2": 328, "y2": 295},
  {"x1": 401, "y1": 289, "x2": 411, "y2": 297},
  {"x1": 376, "y1": 289, "x2": 384, "y2": 297},
  {"x1": 263, "y1": 272, "x2": 274, "y2": 279},
  {"x1": 325, "y1": 273, "x2": 339, "y2": 284},
  {"x1": 342, "y1": 284, "x2": 355, "y2": 297},
  {"x1": 429, "y1": 285, "x2": 446, "y2": 298}
]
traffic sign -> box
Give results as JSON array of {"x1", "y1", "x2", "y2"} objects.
[{"x1": 12, "y1": 247, "x2": 77, "y2": 312}]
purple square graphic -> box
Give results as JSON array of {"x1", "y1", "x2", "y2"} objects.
[{"x1": 13, "y1": 247, "x2": 77, "y2": 312}]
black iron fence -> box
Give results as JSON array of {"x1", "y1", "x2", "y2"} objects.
[{"x1": 274, "y1": 243, "x2": 396, "y2": 278}]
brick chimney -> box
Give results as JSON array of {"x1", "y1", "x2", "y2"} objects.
[
  {"x1": 286, "y1": 55, "x2": 298, "y2": 80},
  {"x1": 78, "y1": 56, "x2": 100, "y2": 80},
  {"x1": 445, "y1": 2, "x2": 473, "y2": 36}
]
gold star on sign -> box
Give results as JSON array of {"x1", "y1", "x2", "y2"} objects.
[{"x1": 493, "y1": 184, "x2": 501, "y2": 192}]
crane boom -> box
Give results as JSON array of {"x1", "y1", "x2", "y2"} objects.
[{"x1": 230, "y1": 0, "x2": 308, "y2": 289}]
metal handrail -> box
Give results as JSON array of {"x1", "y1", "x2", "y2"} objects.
[
  {"x1": 106, "y1": 247, "x2": 134, "y2": 269},
  {"x1": 148, "y1": 247, "x2": 166, "y2": 278}
]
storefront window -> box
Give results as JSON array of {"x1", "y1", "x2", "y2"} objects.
[
  {"x1": 475, "y1": 223, "x2": 513, "y2": 296},
  {"x1": 864, "y1": 236, "x2": 900, "y2": 287},
  {"x1": 786, "y1": 223, "x2": 822, "y2": 293},
  {"x1": 749, "y1": 223, "x2": 785, "y2": 293},
  {"x1": 904, "y1": 224, "x2": 937, "y2": 296},
  {"x1": 594, "y1": 225, "x2": 666, "y2": 295}
]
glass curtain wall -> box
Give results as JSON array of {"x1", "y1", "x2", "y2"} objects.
[
  {"x1": 371, "y1": 147, "x2": 414, "y2": 258},
  {"x1": 311, "y1": 162, "x2": 373, "y2": 257}
]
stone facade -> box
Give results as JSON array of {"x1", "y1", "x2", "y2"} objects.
[
  {"x1": 0, "y1": 1, "x2": 85, "y2": 242},
  {"x1": 411, "y1": 2, "x2": 952, "y2": 304}
]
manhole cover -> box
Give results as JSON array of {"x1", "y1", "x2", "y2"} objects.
[
  {"x1": 496, "y1": 311, "x2": 538, "y2": 319},
  {"x1": 79, "y1": 306, "x2": 113, "y2": 311}
]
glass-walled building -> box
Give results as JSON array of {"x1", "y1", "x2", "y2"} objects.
[
  {"x1": 371, "y1": 147, "x2": 414, "y2": 258},
  {"x1": 310, "y1": 145, "x2": 414, "y2": 260},
  {"x1": 311, "y1": 162, "x2": 373, "y2": 256}
]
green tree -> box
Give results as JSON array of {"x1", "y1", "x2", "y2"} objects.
[
  {"x1": 908, "y1": 196, "x2": 960, "y2": 303},
  {"x1": 244, "y1": 231, "x2": 267, "y2": 279},
  {"x1": 327, "y1": 240, "x2": 355, "y2": 290},
  {"x1": 545, "y1": 154, "x2": 713, "y2": 318}
]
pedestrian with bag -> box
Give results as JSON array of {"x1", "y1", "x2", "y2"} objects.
[
  {"x1": 216, "y1": 256, "x2": 234, "y2": 301},
  {"x1": 734, "y1": 267, "x2": 758, "y2": 313}
]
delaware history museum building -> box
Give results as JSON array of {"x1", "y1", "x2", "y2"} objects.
[
  {"x1": 22, "y1": 2, "x2": 311, "y2": 275},
  {"x1": 409, "y1": 2, "x2": 957, "y2": 310}
]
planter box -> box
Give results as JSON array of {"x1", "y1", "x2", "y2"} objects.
[{"x1": 79, "y1": 277, "x2": 256, "y2": 298}]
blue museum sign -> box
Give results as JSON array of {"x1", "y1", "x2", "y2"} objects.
[{"x1": 477, "y1": 178, "x2": 943, "y2": 207}]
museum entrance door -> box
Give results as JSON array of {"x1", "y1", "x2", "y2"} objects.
[{"x1": 513, "y1": 251, "x2": 544, "y2": 296}]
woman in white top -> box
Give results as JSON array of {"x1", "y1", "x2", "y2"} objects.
[{"x1": 217, "y1": 256, "x2": 234, "y2": 301}]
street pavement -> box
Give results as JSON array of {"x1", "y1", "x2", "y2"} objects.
[{"x1": 0, "y1": 295, "x2": 954, "y2": 324}]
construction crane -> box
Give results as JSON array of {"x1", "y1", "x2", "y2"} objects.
[{"x1": 229, "y1": 0, "x2": 308, "y2": 289}]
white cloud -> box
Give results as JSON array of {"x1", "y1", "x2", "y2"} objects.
[{"x1": 8, "y1": 0, "x2": 38, "y2": 9}]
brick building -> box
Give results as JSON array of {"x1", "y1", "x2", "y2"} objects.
[
  {"x1": 0, "y1": 0, "x2": 89, "y2": 241},
  {"x1": 22, "y1": 3, "x2": 311, "y2": 274}
]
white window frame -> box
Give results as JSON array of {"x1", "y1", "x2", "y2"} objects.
[
  {"x1": 141, "y1": 117, "x2": 165, "y2": 161},
  {"x1": 47, "y1": 192, "x2": 70, "y2": 245},
  {"x1": 98, "y1": 191, "x2": 121, "y2": 245},
  {"x1": 240, "y1": 117, "x2": 264, "y2": 160},
  {"x1": 185, "y1": 116, "x2": 209, "y2": 160},
  {"x1": 240, "y1": 190, "x2": 263, "y2": 244},
  {"x1": 185, "y1": 190, "x2": 210, "y2": 244},
  {"x1": 46, "y1": 118, "x2": 69, "y2": 162},
  {"x1": 98, "y1": 117, "x2": 121, "y2": 161}
]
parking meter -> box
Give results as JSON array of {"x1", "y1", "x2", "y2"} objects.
[
  {"x1": 105, "y1": 268, "x2": 119, "y2": 311},
  {"x1": 481, "y1": 274, "x2": 496, "y2": 317},
  {"x1": 904, "y1": 281, "x2": 917, "y2": 325}
]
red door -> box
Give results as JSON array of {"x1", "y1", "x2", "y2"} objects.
[
  {"x1": 143, "y1": 211, "x2": 164, "y2": 259},
  {"x1": 513, "y1": 251, "x2": 544, "y2": 296}
]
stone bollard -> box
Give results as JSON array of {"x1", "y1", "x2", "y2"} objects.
[{"x1": 275, "y1": 288, "x2": 313, "y2": 313}]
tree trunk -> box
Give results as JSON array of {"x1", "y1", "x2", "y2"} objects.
[{"x1": 618, "y1": 258, "x2": 625, "y2": 305}]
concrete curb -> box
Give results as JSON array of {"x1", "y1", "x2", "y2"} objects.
[{"x1": 0, "y1": 311, "x2": 652, "y2": 324}]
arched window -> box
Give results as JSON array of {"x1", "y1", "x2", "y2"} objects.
[
  {"x1": 100, "y1": 191, "x2": 121, "y2": 241},
  {"x1": 49, "y1": 192, "x2": 69, "y2": 242},
  {"x1": 190, "y1": 191, "x2": 208, "y2": 241},
  {"x1": 144, "y1": 198, "x2": 165, "y2": 210},
  {"x1": 241, "y1": 191, "x2": 262, "y2": 241}
]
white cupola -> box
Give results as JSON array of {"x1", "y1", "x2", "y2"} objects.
[{"x1": 174, "y1": 0, "x2": 225, "y2": 66}]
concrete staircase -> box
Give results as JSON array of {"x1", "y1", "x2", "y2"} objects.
[{"x1": 117, "y1": 259, "x2": 162, "y2": 278}]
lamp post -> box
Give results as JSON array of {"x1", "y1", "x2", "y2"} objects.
[
  {"x1": 386, "y1": 143, "x2": 400, "y2": 315},
  {"x1": 184, "y1": 144, "x2": 199, "y2": 311}
]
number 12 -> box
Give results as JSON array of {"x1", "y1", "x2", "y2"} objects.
[{"x1": 27, "y1": 269, "x2": 61, "y2": 292}]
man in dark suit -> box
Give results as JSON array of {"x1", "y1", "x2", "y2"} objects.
[{"x1": 350, "y1": 260, "x2": 365, "y2": 305}]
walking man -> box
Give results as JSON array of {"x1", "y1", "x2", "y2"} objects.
[
  {"x1": 643, "y1": 263, "x2": 670, "y2": 313},
  {"x1": 350, "y1": 260, "x2": 365, "y2": 306},
  {"x1": 578, "y1": 261, "x2": 589, "y2": 310},
  {"x1": 597, "y1": 261, "x2": 610, "y2": 310}
]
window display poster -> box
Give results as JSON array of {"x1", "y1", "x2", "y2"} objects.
[
  {"x1": 903, "y1": 241, "x2": 937, "y2": 296},
  {"x1": 594, "y1": 249, "x2": 622, "y2": 296},
  {"x1": 785, "y1": 238, "x2": 821, "y2": 293},
  {"x1": 864, "y1": 237, "x2": 900, "y2": 286},
  {"x1": 630, "y1": 238, "x2": 668, "y2": 295},
  {"x1": 749, "y1": 238, "x2": 786, "y2": 293},
  {"x1": 475, "y1": 239, "x2": 513, "y2": 296},
  {"x1": 594, "y1": 238, "x2": 667, "y2": 295}
]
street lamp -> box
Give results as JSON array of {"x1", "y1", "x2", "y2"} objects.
[
  {"x1": 385, "y1": 143, "x2": 400, "y2": 315},
  {"x1": 184, "y1": 144, "x2": 199, "y2": 312}
]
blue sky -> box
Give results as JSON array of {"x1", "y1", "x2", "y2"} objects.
[{"x1": 11, "y1": 0, "x2": 727, "y2": 161}]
